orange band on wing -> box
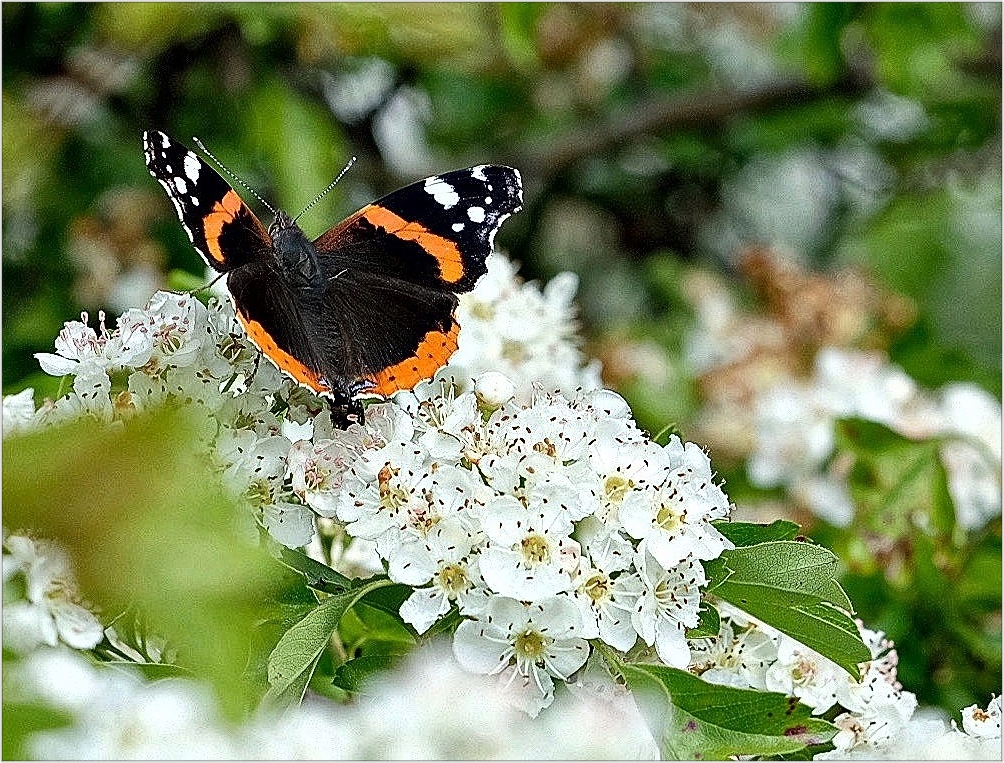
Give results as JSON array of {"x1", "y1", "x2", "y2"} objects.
[
  {"x1": 203, "y1": 190, "x2": 246, "y2": 265},
  {"x1": 365, "y1": 322, "x2": 460, "y2": 396},
  {"x1": 237, "y1": 311, "x2": 330, "y2": 395},
  {"x1": 362, "y1": 205, "x2": 464, "y2": 283}
]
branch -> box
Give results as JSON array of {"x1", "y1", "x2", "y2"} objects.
[{"x1": 519, "y1": 75, "x2": 866, "y2": 179}]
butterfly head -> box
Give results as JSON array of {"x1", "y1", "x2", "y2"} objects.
[{"x1": 269, "y1": 211, "x2": 320, "y2": 285}]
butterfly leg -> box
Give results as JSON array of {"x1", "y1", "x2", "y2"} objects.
[
  {"x1": 328, "y1": 397, "x2": 364, "y2": 429},
  {"x1": 326, "y1": 379, "x2": 376, "y2": 429}
]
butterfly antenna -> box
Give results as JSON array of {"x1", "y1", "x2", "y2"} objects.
[
  {"x1": 293, "y1": 156, "x2": 357, "y2": 224},
  {"x1": 192, "y1": 136, "x2": 277, "y2": 217}
]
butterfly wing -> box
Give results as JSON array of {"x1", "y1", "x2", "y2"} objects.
[
  {"x1": 309, "y1": 165, "x2": 523, "y2": 395},
  {"x1": 144, "y1": 130, "x2": 331, "y2": 396},
  {"x1": 142, "y1": 130, "x2": 272, "y2": 273}
]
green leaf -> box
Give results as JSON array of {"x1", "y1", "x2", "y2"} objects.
[
  {"x1": 332, "y1": 653, "x2": 406, "y2": 694},
  {"x1": 274, "y1": 545, "x2": 354, "y2": 594},
  {"x1": 263, "y1": 592, "x2": 357, "y2": 709},
  {"x1": 1, "y1": 408, "x2": 284, "y2": 720},
  {"x1": 834, "y1": 417, "x2": 957, "y2": 538},
  {"x1": 686, "y1": 601, "x2": 721, "y2": 639},
  {"x1": 714, "y1": 520, "x2": 802, "y2": 546},
  {"x1": 340, "y1": 598, "x2": 416, "y2": 657},
  {"x1": 264, "y1": 578, "x2": 394, "y2": 709},
  {"x1": 705, "y1": 542, "x2": 872, "y2": 679},
  {"x1": 620, "y1": 663, "x2": 836, "y2": 759}
]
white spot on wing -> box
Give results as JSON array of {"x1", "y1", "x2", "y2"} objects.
[
  {"x1": 471, "y1": 165, "x2": 489, "y2": 181},
  {"x1": 183, "y1": 152, "x2": 201, "y2": 182},
  {"x1": 467, "y1": 206, "x2": 485, "y2": 223},
  {"x1": 452, "y1": 222, "x2": 465, "y2": 232},
  {"x1": 172, "y1": 176, "x2": 188, "y2": 194},
  {"x1": 424, "y1": 177, "x2": 459, "y2": 209}
]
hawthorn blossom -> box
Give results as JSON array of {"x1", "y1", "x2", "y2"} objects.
[
  {"x1": 453, "y1": 595, "x2": 591, "y2": 716},
  {"x1": 626, "y1": 550, "x2": 706, "y2": 668},
  {"x1": 9, "y1": 252, "x2": 744, "y2": 719},
  {"x1": 749, "y1": 348, "x2": 1002, "y2": 530},
  {"x1": 619, "y1": 437, "x2": 733, "y2": 568},
  {"x1": 2, "y1": 533, "x2": 103, "y2": 652}
]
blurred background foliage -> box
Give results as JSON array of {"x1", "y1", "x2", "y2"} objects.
[{"x1": 3, "y1": 2, "x2": 1000, "y2": 720}]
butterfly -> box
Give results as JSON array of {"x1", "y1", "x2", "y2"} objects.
[{"x1": 143, "y1": 130, "x2": 522, "y2": 427}]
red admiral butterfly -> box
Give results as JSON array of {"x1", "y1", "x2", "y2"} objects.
[{"x1": 142, "y1": 130, "x2": 523, "y2": 427}]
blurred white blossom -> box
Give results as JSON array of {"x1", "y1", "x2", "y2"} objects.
[
  {"x1": 2, "y1": 532, "x2": 103, "y2": 653},
  {"x1": 749, "y1": 348, "x2": 1002, "y2": 530}
]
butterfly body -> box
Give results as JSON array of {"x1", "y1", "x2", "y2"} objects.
[{"x1": 142, "y1": 130, "x2": 523, "y2": 427}]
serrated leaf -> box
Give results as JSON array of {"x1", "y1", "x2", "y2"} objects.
[
  {"x1": 714, "y1": 520, "x2": 801, "y2": 546},
  {"x1": 705, "y1": 542, "x2": 871, "y2": 679},
  {"x1": 621, "y1": 663, "x2": 836, "y2": 759},
  {"x1": 264, "y1": 592, "x2": 356, "y2": 707}
]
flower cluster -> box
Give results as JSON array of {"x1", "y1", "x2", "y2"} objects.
[
  {"x1": 8, "y1": 251, "x2": 735, "y2": 714},
  {"x1": 688, "y1": 605, "x2": 927, "y2": 758},
  {"x1": 7, "y1": 642, "x2": 658, "y2": 759},
  {"x1": 675, "y1": 254, "x2": 1000, "y2": 533},
  {"x1": 748, "y1": 347, "x2": 1002, "y2": 530},
  {"x1": 5, "y1": 248, "x2": 999, "y2": 758},
  {"x1": 311, "y1": 377, "x2": 734, "y2": 713}
]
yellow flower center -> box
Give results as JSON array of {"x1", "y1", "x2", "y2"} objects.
[
  {"x1": 520, "y1": 534, "x2": 551, "y2": 565},
  {"x1": 514, "y1": 629, "x2": 548, "y2": 660}
]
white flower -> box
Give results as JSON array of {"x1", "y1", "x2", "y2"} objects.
[
  {"x1": 3, "y1": 387, "x2": 37, "y2": 437},
  {"x1": 395, "y1": 520, "x2": 485, "y2": 633},
  {"x1": 286, "y1": 438, "x2": 353, "y2": 517},
  {"x1": 453, "y1": 595, "x2": 590, "y2": 716},
  {"x1": 335, "y1": 441, "x2": 434, "y2": 550},
  {"x1": 261, "y1": 500, "x2": 316, "y2": 549},
  {"x1": 938, "y1": 383, "x2": 1002, "y2": 530},
  {"x1": 104, "y1": 307, "x2": 157, "y2": 368},
  {"x1": 479, "y1": 493, "x2": 578, "y2": 601},
  {"x1": 588, "y1": 437, "x2": 668, "y2": 523},
  {"x1": 215, "y1": 429, "x2": 290, "y2": 494},
  {"x1": 34, "y1": 313, "x2": 107, "y2": 376},
  {"x1": 747, "y1": 348, "x2": 1002, "y2": 531},
  {"x1": 619, "y1": 436, "x2": 733, "y2": 568},
  {"x1": 689, "y1": 618, "x2": 778, "y2": 690},
  {"x1": 570, "y1": 528, "x2": 639, "y2": 651},
  {"x1": 449, "y1": 253, "x2": 601, "y2": 401},
  {"x1": 626, "y1": 550, "x2": 705, "y2": 668},
  {"x1": 71, "y1": 364, "x2": 113, "y2": 421},
  {"x1": 765, "y1": 633, "x2": 848, "y2": 714},
  {"x1": 2, "y1": 533, "x2": 103, "y2": 652},
  {"x1": 145, "y1": 291, "x2": 210, "y2": 369},
  {"x1": 20, "y1": 652, "x2": 241, "y2": 759},
  {"x1": 474, "y1": 370, "x2": 516, "y2": 411},
  {"x1": 961, "y1": 695, "x2": 1002, "y2": 739}
]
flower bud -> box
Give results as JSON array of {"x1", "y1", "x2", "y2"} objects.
[{"x1": 474, "y1": 371, "x2": 516, "y2": 412}]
